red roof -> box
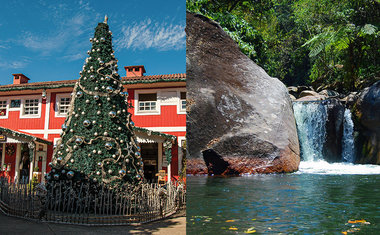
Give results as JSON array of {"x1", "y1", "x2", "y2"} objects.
[
  {"x1": 0, "y1": 73, "x2": 186, "y2": 91},
  {"x1": 122, "y1": 73, "x2": 186, "y2": 81}
]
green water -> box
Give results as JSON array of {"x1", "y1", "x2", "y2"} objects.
[{"x1": 187, "y1": 174, "x2": 380, "y2": 234}]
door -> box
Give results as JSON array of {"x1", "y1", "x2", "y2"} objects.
[{"x1": 140, "y1": 143, "x2": 158, "y2": 182}]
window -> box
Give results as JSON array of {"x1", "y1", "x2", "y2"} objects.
[
  {"x1": 24, "y1": 99, "x2": 39, "y2": 115},
  {"x1": 0, "y1": 100, "x2": 7, "y2": 116},
  {"x1": 58, "y1": 97, "x2": 71, "y2": 115},
  {"x1": 180, "y1": 92, "x2": 186, "y2": 111},
  {"x1": 10, "y1": 99, "x2": 21, "y2": 108},
  {"x1": 138, "y1": 93, "x2": 157, "y2": 111}
]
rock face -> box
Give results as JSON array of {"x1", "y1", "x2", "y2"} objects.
[
  {"x1": 324, "y1": 98, "x2": 345, "y2": 162},
  {"x1": 353, "y1": 81, "x2": 380, "y2": 164},
  {"x1": 186, "y1": 13, "x2": 300, "y2": 175}
]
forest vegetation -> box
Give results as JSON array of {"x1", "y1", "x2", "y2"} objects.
[{"x1": 187, "y1": 0, "x2": 379, "y2": 93}]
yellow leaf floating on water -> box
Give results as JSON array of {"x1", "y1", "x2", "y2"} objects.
[
  {"x1": 226, "y1": 220, "x2": 235, "y2": 222},
  {"x1": 244, "y1": 227, "x2": 256, "y2": 233},
  {"x1": 341, "y1": 232, "x2": 347, "y2": 235},
  {"x1": 229, "y1": 226, "x2": 238, "y2": 231},
  {"x1": 251, "y1": 218, "x2": 256, "y2": 221},
  {"x1": 348, "y1": 219, "x2": 368, "y2": 224}
]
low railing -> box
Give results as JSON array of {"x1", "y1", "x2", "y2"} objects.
[{"x1": 0, "y1": 178, "x2": 185, "y2": 225}]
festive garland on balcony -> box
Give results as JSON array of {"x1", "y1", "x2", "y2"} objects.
[
  {"x1": 133, "y1": 126, "x2": 177, "y2": 164},
  {"x1": 0, "y1": 78, "x2": 186, "y2": 92},
  {"x1": 122, "y1": 78, "x2": 186, "y2": 85},
  {"x1": 0, "y1": 126, "x2": 52, "y2": 145}
]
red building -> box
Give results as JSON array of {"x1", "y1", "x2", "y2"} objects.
[{"x1": 0, "y1": 66, "x2": 186, "y2": 183}]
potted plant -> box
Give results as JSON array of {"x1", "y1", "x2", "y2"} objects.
[{"x1": 32, "y1": 166, "x2": 42, "y2": 183}]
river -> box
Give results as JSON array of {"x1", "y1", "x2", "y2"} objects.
[{"x1": 187, "y1": 163, "x2": 380, "y2": 234}]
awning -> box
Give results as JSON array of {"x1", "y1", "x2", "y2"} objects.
[
  {"x1": 133, "y1": 126, "x2": 177, "y2": 164},
  {"x1": 0, "y1": 126, "x2": 52, "y2": 145}
]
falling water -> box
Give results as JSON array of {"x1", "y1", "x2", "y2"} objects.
[
  {"x1": 342, "y1": 109, "x2": 355, "y2": 163},
  {"x1": 293, "y1": 102, "x2": 327, "y2": 161}
]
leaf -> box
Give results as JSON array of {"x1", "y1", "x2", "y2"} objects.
[
  {"x1": 229, "y1": 226, "x2": 238, "y2": 230},
  {"x1": 244, "y1": 227, "x2": 256, "y2": 233},
  {"x1": 226, "y1": 220, "x2": 235, "y2": 222},
  {"x1": 359, "y1": 24, "x2": 377, "y2": 36},
  {"x1": 348, "y1": 219, "x2": 368, "y2": 224}
]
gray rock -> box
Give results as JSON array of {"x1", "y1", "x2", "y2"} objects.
[
  {"x1": 186, "y1": 13, "x2": 300, "y2": 175},
  {"x1": 342, "y1": 92, "x2": 358, "y2": 108},
  {"x1": 324, "y1": 98, "x2": 345, "y2": 162},
  {"x1": 299, "y1": 90, "x2": 325, "y2": 99},
  {"x1": 353, "y1": 81, "x2": 380, "y2": 164},
  {"x1": 319, "y1": 89, "x2": 340, "y2": 98}
]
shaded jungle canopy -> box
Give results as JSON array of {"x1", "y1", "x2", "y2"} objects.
[{"x1": 187, "y1": 0, "x2": 379, "y2": 93}]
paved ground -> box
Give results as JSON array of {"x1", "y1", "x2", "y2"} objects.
[{"x1": 0, "y1": 212, "x2": 185, "y2": 235}]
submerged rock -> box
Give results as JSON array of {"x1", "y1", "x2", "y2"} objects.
[
  {"x1": 186, "y1": 12, "x2": 300, "y2": 175},
  {"x1": 353, "y1": 81, "x2": 380, "y2": 164}
]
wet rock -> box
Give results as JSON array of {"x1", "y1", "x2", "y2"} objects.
[
  {"x1": 353, "y1": 81, "x2": 380, "y2": 164},
  {"x1": 342, "y1": 92, "x2": 359, "y2": 109},
  {"x1": 319, "y1": 89, "x2": 340, "y2": 98},
  {"x1": 186, "y1": 12, "x2": 300, "y2": 175},
  {"x1": 289, "y1": 94, "x2": 297, "y2": 101},
  {"x1": 288, "y1": 86, "x2": 314, "y2": 99},
  {"x1": 324, "y1": 98, "x2": 345, "y2": 162},
  {"x1": 288, "y1": 86, "x2": 298, "y2": 97},
  {"x1": 296, "y1": 91, "x2": 327, "y2": 101}
]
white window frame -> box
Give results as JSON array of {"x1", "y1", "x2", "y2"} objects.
[
  {"x1": 55, "y1": 93, "x2": 71, "y2": 117},
  {"x1": 134, "y1": 88, "x2": 187, "y2": 116},
  {"x1": 178, "y1": 90, "x2": 186, "y2": 114},
  {"x1": 20, "y1": 96, "x2": 42, "y2": 119},
  {"x1": 0, "y1": 99, "x2": 9, "y2": 119},
  {"x1": 9, "y1": 98, "x2": 22, "y2": 111},
  {"x1": 135, "y1": 90, "x2": 161, "y2": 116}
]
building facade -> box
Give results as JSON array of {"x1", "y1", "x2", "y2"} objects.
[{"x1": 0, "y1": 66, "x2": 186, "y2": 183}]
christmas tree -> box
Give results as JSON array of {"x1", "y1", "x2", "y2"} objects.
[{"x1": 48, "y1": 16, "x2": 144, "y2": 188}]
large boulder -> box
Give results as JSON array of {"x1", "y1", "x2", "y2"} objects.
[
  {"x1": 186, "y1": 13, "x2": 300, "y2": 175},
  {"x1": 353, "y1": 81, "x2": 380, "y2": 164}
]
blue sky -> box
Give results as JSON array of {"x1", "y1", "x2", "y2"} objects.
[{"x1": 0, "y1": 0, "x2": 185, "y2": 85}]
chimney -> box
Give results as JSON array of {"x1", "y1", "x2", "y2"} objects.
[
  {"x1": 124, "y1": 65, "x2": 146, "y2": 78},
  {"x1": 12, "y1": 74, "x2": 30, "y2": 85}
]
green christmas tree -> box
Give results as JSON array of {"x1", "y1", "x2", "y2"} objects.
[{"x1": 48, "y1": 17, "x2": 144, "y2": 187}]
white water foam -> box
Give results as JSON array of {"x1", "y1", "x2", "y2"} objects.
[
  {"x1": 293, "y1": 102, "x2": 327, "y2": 161},
  {"x1": 342, "y1": 109, "x2": 355, "y2": 162},
  {"x1": 296, "y1": 160, "x2": 380, "y2": 175}
]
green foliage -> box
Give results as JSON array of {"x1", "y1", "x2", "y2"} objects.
[
  {"x1": 187, "y1": 0, "x2": 265, "y2": 63},
  {"x1": 180, "y1": 139, "x2": 186, "y2": 180},
  {"x1": 187, "y1": 0, "x2": 380, "y2": 92}
]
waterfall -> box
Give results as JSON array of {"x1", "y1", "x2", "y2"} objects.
[
  {"x1": 293, "y1": 102, "x2": 327, "y2": 161},
  {"x1": 342, "y1": 109, "x2": 355, "y2": 163}
]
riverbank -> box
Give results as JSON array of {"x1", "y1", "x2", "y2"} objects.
[{"x1": 0, "y1": 211, "x2": 185, "y2": 234}]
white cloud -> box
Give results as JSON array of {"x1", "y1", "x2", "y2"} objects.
[
  {"x1": 62, "y1": 53, "x2": 84, "y2": 61},
  {"x1": 21, "y1": 31, "x2": 66, "y2": 53},
  {"x1": 18, "y1": 0, "x2": 96, "y2": 57},
  {"x1": 115, "y1": 18, "x2": 185, "y2": 51},
  {"x1": 0, "y1": 59, "x2": 28, "y2": 69}
]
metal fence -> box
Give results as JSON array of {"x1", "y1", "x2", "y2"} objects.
[{"x1": 0, "y1": 178, "x2": 186, "y2": 225}]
